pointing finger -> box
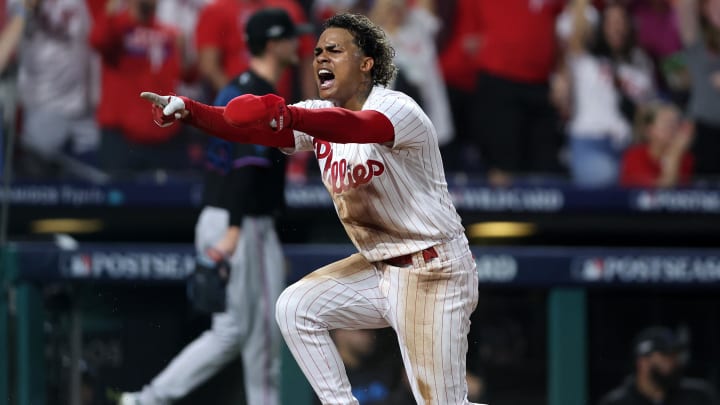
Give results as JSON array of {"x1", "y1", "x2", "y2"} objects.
[{"x1": 140, "y1": 92, "x2": 168, "y2": 107}]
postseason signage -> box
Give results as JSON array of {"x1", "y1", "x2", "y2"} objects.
[
  {"x1": 12, "y1": 243, "x2": 720, "y2": 288},
  {"x1": 59, "y1": 250, "x2": 196, "y2": 281},
  {"x1": 571, "y1": 255, "x2": 720, "y2": 285},
  {"x1": 472, "y1": 247, "x2": 720, "y2": 287},
  {"x1": 15, "y1": 243, "x2": 197, "y2": 283}
]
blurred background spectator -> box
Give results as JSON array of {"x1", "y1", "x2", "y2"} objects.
[
  {"x1": 675, "y1": 0, "x2": 720, "y2": 180},
  {"x1": 598, "y1": 326, "x2": 719, "y2": 405},
  {"x1": 310, "y1": 0, "x2": 366, "y2": 23},
  {"x1": 7, "y1": 0, "x2": 718, "y2": 188},
  {"x1": 0, "y1": 0, "x2": 30, "y2": 73},
  {"x1": 437, "y1": 0, "x2": 483, "y2": 173},
  {"x1": 89, "y1": 0, "x2": 186, "y2": 178},
  {"x1": 194, "y1": 0, "x2": 315, "y2": 101},
  {"x1": 156, "y1": 0, "x2": 209, "y2": 101},
  {"x1": 620, "y1": 100, "x2": 694, "y2": 188},
  {"x1": 557, "y1": 0, "x2": 656, "y2": 188},
  {"x1": 13, "y1": 0, "x2": 101, "y2": 180},
  {"x1": 0, "y1": 0, "x2": 30, "y2": 173},
  {"x1": 464, "y1": 0, "x2": 565, "y2": 186},
  {"x1": 631, "y1": 0, "x2": 688, "y2": 104},
  {"x1": 369, "y1": 0, "x2": 455, "y2": 147}
]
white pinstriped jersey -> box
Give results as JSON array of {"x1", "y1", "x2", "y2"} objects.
[{"x1": 288, "y1": 86, "x2": 465, "y2": 262}]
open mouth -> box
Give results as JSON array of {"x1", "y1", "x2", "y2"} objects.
[{"x1": 318, "y1": 68, "x2": 335, "y2": 90}]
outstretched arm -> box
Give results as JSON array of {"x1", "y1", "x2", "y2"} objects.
[
  {"x1": 224, "y1": 94, "x2": 396, "y2": 145},
  {"x1": 140, "y1": 92, "x2": 295, "y2": 148}
]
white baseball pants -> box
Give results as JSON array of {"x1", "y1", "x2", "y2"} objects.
[{"x1": 276, "y1": 236, "x2": 480, "y2": 405}]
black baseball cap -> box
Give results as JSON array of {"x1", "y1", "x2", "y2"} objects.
[
  {"x1": 633, "y1": 326, "x2": 684, "y2": 357},
  {"x1": 245, "y1": 8, "x2": 312, "y2": 54}
]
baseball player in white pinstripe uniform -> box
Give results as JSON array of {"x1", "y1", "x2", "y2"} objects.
[{"x1": 141, "y1": 12, "x2": 482, "y2": 405}]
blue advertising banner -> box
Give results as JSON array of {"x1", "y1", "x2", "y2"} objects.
[
  {"x1": 5, "y1": 180, "x2": 720, "y2": 214},
  {"x1": 11, "y1": 243, "x2": 720, "y2": 288}
]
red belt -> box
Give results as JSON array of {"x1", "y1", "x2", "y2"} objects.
[{"x1": 383, "y1": 246, "x2": 438, "y2": 267}]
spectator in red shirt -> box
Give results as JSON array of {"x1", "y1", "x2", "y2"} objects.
[
  {"x1": 437, "y1": 0, "x2": 483, "y2": 172},
  {"x1": 194, "y1": 0, "x2": 315, "y2": 100},
  {"x1": 620, "y1": 100, "x2": 694, "y2": 188},
  {"x1": 89, "y1": 0, "x2": 185, "y2": 177},
  {"x1": 465, "y1": 0, "x2": 566, "y2": 185}
]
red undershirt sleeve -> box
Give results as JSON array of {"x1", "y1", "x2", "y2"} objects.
[
  {"x1": 183, "y1": 98, "x2": 295, "y2": 148},
  {"x1": 287, "y1": 107, "x2": 395, "y2": 144}
]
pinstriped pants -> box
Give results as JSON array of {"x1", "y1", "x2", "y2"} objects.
[{"x1": 276, "y1": 237, "x2": 480, "y2": 405}]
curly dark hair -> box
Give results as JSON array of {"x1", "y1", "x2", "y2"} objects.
[{"x1": 324, "y1": 13, "x2": 397, "y2": 87}]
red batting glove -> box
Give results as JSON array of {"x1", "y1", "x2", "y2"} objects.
[{"x1": 224, "y1": 93, "x2": 293, "y2": 132}]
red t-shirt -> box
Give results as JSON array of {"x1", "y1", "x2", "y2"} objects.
[
  {"x1": 89, "y1": 10, "x2": 182, "y2": 143},
  {"x1": 439, "y1": 0, "x2": 480, "y2": 90},
  {"x1": 194, "y1": 0, "x2": 315, "y2": 100},
  {"x1": 473, "y1": 0, "x2": 564, "y2": 83},
  {"x1": 620, "y1": 144, "x2": 694, "y2": 187}
]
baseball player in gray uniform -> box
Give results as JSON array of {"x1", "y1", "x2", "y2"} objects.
[
  {"x1": 121, "y1": 8, "x2": 302, "y2": 405},
  {"x1": 141, "y1": 12, "x2": 482, "y2": 405}
]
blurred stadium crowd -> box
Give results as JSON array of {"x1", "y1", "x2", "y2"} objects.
[{"x1": 1, "y1": 0, "x2": 719, "y2": 189}]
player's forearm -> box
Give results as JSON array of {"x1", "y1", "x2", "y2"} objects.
[
  {"x1": 287, "y1": 107, "x2": 395, "y2": 144},
  {"x1": 184, "y1": 98, "x2": 295, "y2": 147}
]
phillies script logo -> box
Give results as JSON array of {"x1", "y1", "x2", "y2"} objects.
[{"x1": 314, "y1": 140, "x2": 385, "y2": 193}]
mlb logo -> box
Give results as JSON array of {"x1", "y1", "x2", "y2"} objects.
[
  {"x1": 581, "y1": 258, "x2": 604, "y2": 281},
  {"x1": 68, "y1": 254, "x2": 92, "y2": 277}
]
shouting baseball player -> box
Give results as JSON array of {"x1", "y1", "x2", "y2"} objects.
[
  {"x1": 121, "y1": 8, "x2": 302, "y2": 405},
  {"x1": 141, "y1": 12, "x2": 482, "y2": 405}
]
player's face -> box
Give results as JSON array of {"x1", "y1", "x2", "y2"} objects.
[{"x1": 313, "y1": 27, "x2": 374, "y2": 108}]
